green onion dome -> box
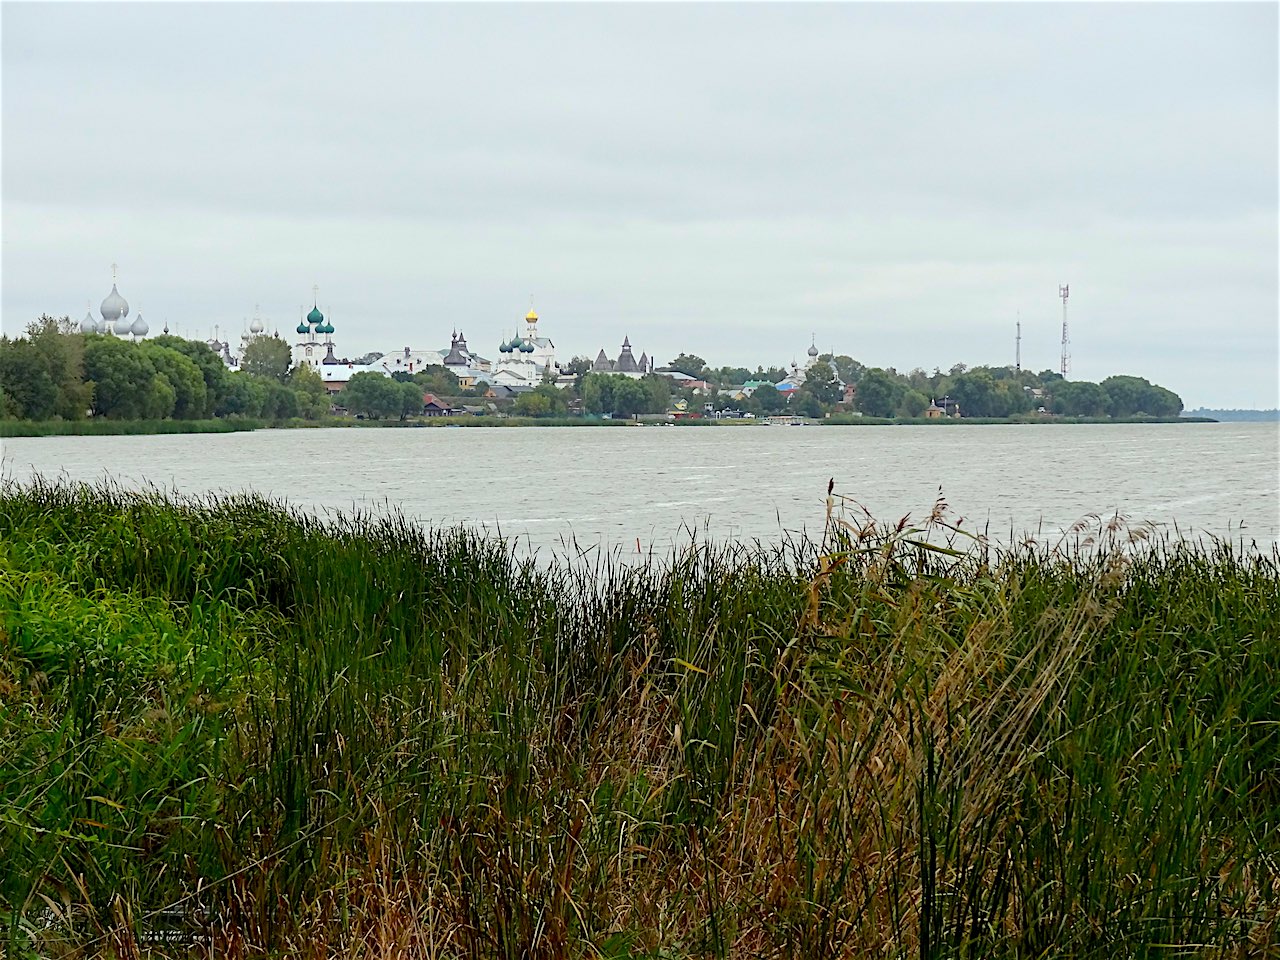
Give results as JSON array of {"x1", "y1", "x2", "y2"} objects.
[
  {"x1": 520, "y1": 339, "x2": 535, "y2": 353},
  {"x1": 319, "y1": 321, "x2": 334, "y2": 335},
  {"x1": 296, "y1": 321, "x2": 310, "y2": 335},
  {"x1": 307, "y1": 305, "x2": 324, "y2": 325}
]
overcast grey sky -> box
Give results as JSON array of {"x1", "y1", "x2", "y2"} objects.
[{"x1": 3, "y1": 2, "x2": 1276, "y2": 407}]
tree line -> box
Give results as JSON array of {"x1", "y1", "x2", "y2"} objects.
[
  {"x1": 0, "y1": 317, "x2": 330, "y2": 422},
  {"x1": 665, "y1": 353, "x2": 1183, "y2": 420},
  {"x1": 1, "y1": 316, "x2": 1184, "y2": 425}
]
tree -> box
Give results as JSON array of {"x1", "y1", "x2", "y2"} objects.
[
  {"x1": 801, "y1": 366, "x2": 842, "y2": 406},
  {"x1": 641, "y1": 373, "x2": 670, "y2": 414},
  {"x1": 611, "y1": 377, "x2": 649, "y2": 418},
  {"x1": 26, "y1": 316, "x2": 91, "y2": 419},
  {"x1": 580, "y1": 372, "x2": 662, "y2": 417},
  {"x1": 143, "y1": 372, "x2": 177, "y2": 420},
  {"x1": 411, "y1": 365, "x2": 460, "y2": 396},
  {"x1": 1100, "y1": 375, "x2": 1182, "y2": 418},
  {"x1": 999, "y1": 380, "x2": 1035, "y2": 416},
  {"x1": 341, "y1": 372, "x2": 402, "y2": 419},
  {"x1": 514, "y1": 392, "x2": 551, "y2": 417},
  {"x1": 1145, "y1": 384, "x2": 1183, "y2": 418},
  {"x1": 258, "y1": 380, "x2": 300, "y2": 420},
  {"x1": 83, "y1": 335, "x2": 170, "y2": 419},
  {"x1": 710, "y1": 366, "x2": 753, "y2": 386},
  {"x1": 831, "y1": 356, "x2": 866, "y2": 387},
  {"x1": 240, "y1": 335, "x2": 292, "y2": 382},
  {"x1": 215, "y1": 373, "x2": 268, "y2": 418},
  {"x1": 1099, "y1": 375, "x2": 1150, "y2": 417},
  {"x1": 398, "y1": 381, "x2": 424, "y2": 418},
  {"x1": 950, "y1": 371, "x2": 999, "y2": 417},
  {"x1": 757, "y1": 366, "x2": 789, "y2": 383},
  {"x1": 531, "y1": 382, "x2": 568, "y2": 416},
  {"x1": 150, "y1": 335, "x2": 229, "y2": 416},
  {"x1": 749, "y1": 385, "x2": 786, "y2": 415},
  {"x1": 581, "y1": 372, "x2": 616, "y2": 416},
  {"x1": 1051, "y1": 380, "x2": 1111, "y2": 417},
  {"x1": 140, "y1": 343, "x2": 207, "y2": 419},
  {"x1": 855, "y1": 369, "x2": 903, "y2": 418},
  {"x1": 793, "y1": 391, "x2": 824, "y2": 418},
  {"x1": 897, "y1": 389, "x2": 929, "y2": 418},
  {"x1": 0, "y1": 337, "x2": 58, "y2": 420},
  {"x1": 289, "y1": 363, "x2": 331, "y2": 420},
  {"x1": 668, "y1": 353, "x2": 707, "y2": 378}
]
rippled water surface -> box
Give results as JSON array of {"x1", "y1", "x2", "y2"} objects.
[{"x1": 4, "y1": 423, "x2": 1278, "y2": 554}]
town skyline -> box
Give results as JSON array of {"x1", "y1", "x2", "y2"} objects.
[
  {"x1": 60, "y1": 267, "x2": 1125, "y2": 386},
  {"x1": 3, "y1": 3, "x2": 1276, "y2": 407}
]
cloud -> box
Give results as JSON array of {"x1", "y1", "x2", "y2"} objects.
[{"x1": 3, "y1": 2, "x2": 1276, "y2": 407}]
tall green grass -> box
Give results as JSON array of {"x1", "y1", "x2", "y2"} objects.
[
  {"x1": 0, "y1": 419, "x2": 263, "y2": 438},
  {"x1": 1, "y1": 477, "x2": 1276, "y2": 958}
]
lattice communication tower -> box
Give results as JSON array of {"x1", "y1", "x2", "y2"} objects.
[{"x1": 1059, "y1": 284, "x2": 1070, "y2": 379}]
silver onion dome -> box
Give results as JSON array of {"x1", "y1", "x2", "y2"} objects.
[
  {"x1": 100, "y1": 283, "x2": 129, "y2": 322},
  {"x1": 81, "y1": 310, "x2": 98, "y2": 334},
  {"x1": 131, "y1": 314, "x2": 149, "y2": 337}
]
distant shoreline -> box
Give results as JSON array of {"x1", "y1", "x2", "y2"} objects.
[
  {"x1": 0, "y1": 419, "x2": 263, "y2": 438},
  {"x1": 1, "y1": 414, "x2": 1220, "y2": 437}
]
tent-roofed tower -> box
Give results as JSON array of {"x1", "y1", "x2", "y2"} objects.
[{"x1": 616, "y1": 335, "x2": 639, "y2": 374}]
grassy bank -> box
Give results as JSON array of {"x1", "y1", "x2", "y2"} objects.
[
  {"x1": 345, "y1": 415, "x2": 640, "y2": 428},
  {"x1": 0, "y1": 418, "x2": 372, "y2": 438},
  {"x1": 1, "y1": 480, "x2": 1276, "y2": 958},
  {"x1": 1, "y1": 415, "x2": 1217, "y2": 437},
  {"x1": 822, "y1": 414, "x2": 1215, "y2": 426},
  {"x1": 0, "y1": 419, "x2": 266, "y2": 438}
]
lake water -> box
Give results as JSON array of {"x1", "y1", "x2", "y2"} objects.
[{"x1": 3, "y1": 423, "x2": 1278, "y2": 555}]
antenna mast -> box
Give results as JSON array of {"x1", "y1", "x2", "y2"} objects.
[
  {"x1": 1016, "y1": 312, "x2": 1022, "y2": 373},
  {"x1": 1058, "y1": 284, "x2": 1070, "y2": 379}
]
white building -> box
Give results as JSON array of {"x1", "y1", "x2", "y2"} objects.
[
  {"x1": 82, "y1": 266, "x2": 150, "y2": 340},
  {"x1": 292, "y1": 302, "x2": 336, "y2": 372},
  {"x1": 494, "y1": 309, "x2": 557, "y2": 382},
  {"x1": 775, "y1": 338, "x2": 838, "y2": 392}
]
